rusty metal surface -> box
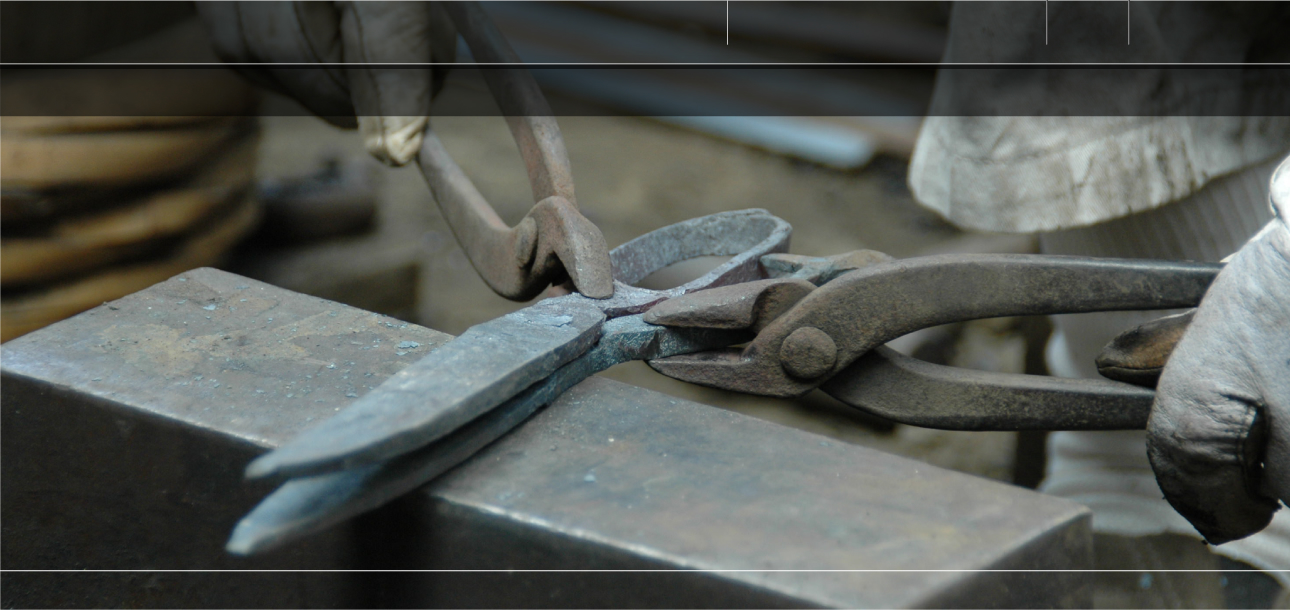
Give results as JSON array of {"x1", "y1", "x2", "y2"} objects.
[
  {"x1": 640, "y1": 250, "x2": 894, "y2": 339},
  {"x1": 822, "y1": 346, "x2": 1157, "y2": 430},
  {"x1": 3, "y1": 267, "x2": 1093, "y2": 608},
  {"x1": 649, "y1": 254, "x2": 1222, "y2": 398},
  {"x1": 418, "y1": 1, "x2": 613, "y2": 301},
  {"x1": 246, "y1": 209, "x2": 790, "y2": 480}
]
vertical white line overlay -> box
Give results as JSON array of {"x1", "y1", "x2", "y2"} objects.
[
  {"x1": 1127, "y1": 0, "x2": 1131, "y2": 45},
  {"x1": 1045, "y1": 0, "x2": 1048, "y2": 45},
  {"x1": 726, "y1": 1, "x2": 730, "y2": 45}
]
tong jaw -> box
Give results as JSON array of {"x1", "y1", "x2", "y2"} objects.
[{"x1": 646, "y1": 250, "x2": 893, "y2": 397}]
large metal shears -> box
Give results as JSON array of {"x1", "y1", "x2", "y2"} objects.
[
  {"x1": 230, "y1": 243, "x2": 1219, "y2": 556},
  {"x1": 228, "y1": 3, "x2": 796, "y2": 554},
  {"x1": 226, "y1": 1, "x2": 1223, "y2": 556},
  {"x1": 228, "y1": 209, "x2": 791, "y2": 554}
]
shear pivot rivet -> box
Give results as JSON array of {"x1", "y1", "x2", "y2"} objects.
[{"x1": 780, "y1": 327, "x2": 836, "y2": 380}]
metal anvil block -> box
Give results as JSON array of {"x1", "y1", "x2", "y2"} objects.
[{"x1": 3, "y1": 268, "x2": 1092, "y2": 608}]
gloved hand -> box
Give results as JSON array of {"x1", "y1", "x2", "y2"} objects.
[
  {"x1": 197, "y1": 1, "x2": 457, "y2": 166},
  {"x1": 1148, "y1": 156, "x2": 1290, "y2": 544}
]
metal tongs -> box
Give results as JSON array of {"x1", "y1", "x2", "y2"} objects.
[{"x1": 647, "y1": 251, "x2": 1223, "y2": 430}]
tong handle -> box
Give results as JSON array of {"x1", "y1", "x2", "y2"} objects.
[
  {"x1": 805, "y1": 255, "x2": 1218, "y2": 430},
  {"x1": 418, "y1": 2, "x2": 610, "y2": 301},
  {"x1": 822, "y1": 346, "x2": 1156, "y2": 431},
  {"x1": 764, "y1": 255, "x2": 1223, "y2": 393},
  {"x1": 439, "y1": 1, "x2": 575, "y2": 204},
  {"x1": 649, "y1": 254, "x2": 1225, "y2": 398}
]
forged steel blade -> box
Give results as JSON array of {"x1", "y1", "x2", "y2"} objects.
[
  {"x1": 245, "y1": 209, "x2": 791, "y2": 481},
  {"x1": 245, "y1": 298, "x2": 606, "y2": 480},
  {"x1": 228, "y1": 316, "x2": 751, "y2": 555}
]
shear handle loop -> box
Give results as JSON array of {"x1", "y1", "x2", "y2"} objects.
[
  {"x1": 417, "y1": 2, "x2": 611, "y2": 300},
  {"x1": 439, "y1": 1, "x2": 576, "y2": 205}
]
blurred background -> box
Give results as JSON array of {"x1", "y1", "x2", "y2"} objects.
[{"x1": 1, "y1": 1, "x2": 1050, "y2": 490}]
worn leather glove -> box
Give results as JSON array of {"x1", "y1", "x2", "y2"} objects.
[
  {"x1": 197, "y1": 1, "x2": 457, "y2": 166},
  {"x1": 1147, "y1": 156, "x2": 1290, "y2": 544}
]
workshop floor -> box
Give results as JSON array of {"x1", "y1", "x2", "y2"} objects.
[{"x1": 255, "y1": 101, "x2": 1025, "y2": 484}]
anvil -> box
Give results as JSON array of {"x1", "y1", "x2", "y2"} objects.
[{"x1": 3, "y1": 268, "x2": 1092, "y2": 608}]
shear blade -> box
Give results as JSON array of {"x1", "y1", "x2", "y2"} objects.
[
  {"x1": 244, "y1": 298, "x2": 605, "y2": 480},
  {"x1": 643, "y1": 278, "x2": 816, "y2": 332},
  {"x1": 646, "y1": 348, "x2": 748, "y2": 389},
  {"x1": 642, "y1": 278, "x2": 819, "y2": 396},
  {"x1": 648, "y1": 348, "x2": 807, "y2": 397}
]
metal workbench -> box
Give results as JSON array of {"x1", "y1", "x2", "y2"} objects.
[{"x1": 2, "y1": 268, "x2": 1092, "y2": 607}]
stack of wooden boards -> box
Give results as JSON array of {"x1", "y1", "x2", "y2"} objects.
[{"x1": 1, "y1": 70, "x2": 259, "y2": 341}]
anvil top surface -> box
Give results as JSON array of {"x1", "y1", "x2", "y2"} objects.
[
  {"x1": 2, "y1": 268, "x2": 1090, "y2": 608},
  {"x1": 2, "y1": 268, "x2": 452, "y2": 449}
]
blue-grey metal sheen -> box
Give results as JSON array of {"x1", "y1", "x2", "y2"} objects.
[
  {"x1": 243, "y1": 298, "x2": 607, "y2": 479},
  {"x1": 244, "y1": 209, "x2": 791, "y2": 481},
  {"x1": 227, "y1": 316, "x2": 749, "y2": 555}
]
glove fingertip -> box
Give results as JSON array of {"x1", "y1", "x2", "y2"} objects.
[
  {"x1": 358, "y1": 116, "x2": 428, "y2": 167},
  {"x1": 383, "y1": 118, "x2": 428, "y2": 167}
]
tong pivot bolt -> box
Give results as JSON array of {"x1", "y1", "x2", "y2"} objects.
[{"x1": 779, "y1": 327, "x2": 837, "y2": 380}]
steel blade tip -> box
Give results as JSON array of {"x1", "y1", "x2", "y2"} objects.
[
  {"x1": 244, "y1": 453, "x2": 283, "y2": 480},
  {"x1": 243, "y1": 422, "x2": 413, "y2": 480},
  {"x1": 225, "y1": 518, "x2": 272, "y2": 556},
  {"x1": 643, "y1": 291, "x2": 759, "y2": 329},
  {"x1": 244, "y1": 445, "x2": 349, "y2": 480}
]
